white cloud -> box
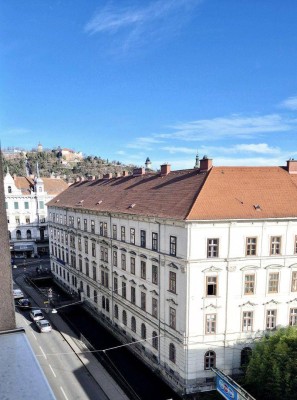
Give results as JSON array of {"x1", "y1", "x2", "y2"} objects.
[
  {"x1": 126, "y1": 136, "x2": 164, "y2": 149},
  {"x1": 233, "y1": 143, "x2": 280, "y2": 154},
  {"x1": 85, "y1": 0, "x2": 201, "y2": 50},
  {"x1": 161, "y1": 146, "x2": 197, "y2": 154},
  {"x1": 156, "y1": 114, "x2": 297, "y2": 141},
  {"x1": 280, "y1": 96, "x2": 297, "y2": 110}
]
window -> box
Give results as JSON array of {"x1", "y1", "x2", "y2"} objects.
[
  {"x1": 39, "y1": 201, "x2": 44, "y2": 209},
  {"x1": 204, "y1": 351, "x2": 216, "y2": 370},
  {"x1": 131, "y1": 316, "x2": 136, "y2": 332},
  {"x1": 15, "y1": 217, "x2": 20, "y2": 225},
  {"x1": 91, "y1": 220, "x2": 95, "y2": 233},
  {"x1": 114, "y1": 304, "x2": 119, "y2": 319},
  {"x1": 141, "y1": 323, "x2": 146, "y2": 339},
  {"x1": 86, "y1": 285, "x2": 90, "y2": 298},
  {"x1": 169, "y1": 307, "x2": 176, "y2": 329},
  {"x1": 152, "y1": 298, "x2": 158, "y2": 318},
  {"x1": 266, "y1": 309, "x2": 277, "y2": 330},
  {"x1": 94, "y1": 290, "x2": 98, "y2": 303},
  {"x1": 79, "y1": 258, "x2": 82, "y2": 272},
  {"x1": 205, "y1": 314, "x2": 216, "y2": 334},
  {"x1": 242, "y1": 311, "x2": 253, "y2": 332},
  {"x1": 244, "y1": 274, "x2": 255, "y2": 295},
  {"x1": 141, "y1": 292, "x2": 146, "y2": 311},
  {"x1": 77, "y1": 217, "x2": 81, "y2": 229},
  {"x1": 152, "y1": 265, "x2": 158, "y2": 285},
  {"x1": 24, "y1": 202, "x2": 29, "y2": 209},
  {"x1": 121, "y1": 226, "x2": 125, "y2": 241},
  {"x1": 152, "y1": 232, "x2": 158, "y2": 251},
  {"x1": 122, "y1": 310, "x2": 127, "y2": 326},
  {"x1": 14, "y1": 202, "x2": 19, "y2": 209},
  {"x1": 85, "y1": 261, "x2": 89, "y2": 277},
  {"x1": 112, "y1": 224, "x2": 117, "y2": 239},
  {"x1": 93, "y1": 266, "x2": 97, "y2": 281},
  {"x1": 84, "y1": 219, "x2": 87, "y2": 231},
  {"x1": 102, "y1": 295, "x2": 106, "y2": 309},
  {"x1": 113, "y1": 250, "x2": 118, "y2": 267},
  {"x1": 121, "y1": 253, "x2": 126, "y2": 270},
  {"x1": 122, "y1": 281, "x2": 126, "y2": 299},
  {"x1": 100, "y1": 222, "x2": 103, "y2": 235},
  {"x1": 140, "y1": 230, "x2": 146, "y2": 248},
  {"x1": 103, "y1": 222, "x2": 107, "y2": 237},
  {"x1": 131, "y1": 286, "x2": 136, "y2": 304},
  {"x1": 206, "y1": 276, "x2": 217, "y2": 296},
  {"x1": 268, "y1": 272, "x2": 279, "y2": 293},
  {"x1": 270, "y1": 236, "x2": 281, "y2": 255},
  {"x1": 26, "y1": 230, "x2": 31, "y2": 239},
  {"x1": 8, "y1": 186, "x2": 12, "y2": 193},
  {"x1": 106, "y1": 298, "x2": 110, "y2": 312},
  {"x1": 130, "y1": 257, "x2": 135, "y2": 275},
  {"x1": 152, "y1": 331, "x2": 158, "y2": 350},
  {"x1": 78, "y1": 237, "x2": 82, "y2": 251},
  {"x1": 246, "y1": 237, "x2": 257, "y2": 256},
  {"x1": 169, "y1": 343, "x2": 176, "y2": 363},
  {"x1": 84, "y1": 238, "x2": 88, "y2": 254},
  {"x1": 130, "y1": 228, "x2": 135, "y2": 244},
  {"x1": 289, "y1": 308, "x2": 297, "y2": 326},
  {"x1": 141, "y1": 261, "x2": 146, "y2": 279},
  {"x1": 169, "y1": 271, "x2": 176, "y2": 294},
  {"x1": 240, "y1": 347, "x2": 252, "y2": 367},
  {"x1": 113, "y1": 277, "x2": 118, "y2": 294},
  {"x1": 207, "y1": 238, "x2": 219, "y2": 258},
  {"x1": 170, "y1": 236, "x2": 177, "y2": 256},
  {"x1": 292, "y1": 271, "x2": 297, "y2": 292},
  {"x1": 16, "y1": 230, "x2": 21, "y2": 239},
  {"x1": 92, "y1": 242, "x2": 96, "y2": 257}
]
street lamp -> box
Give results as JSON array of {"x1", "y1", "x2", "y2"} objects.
[{"x1": 51, "y1": 300, "x2": 83, "y2": 314}]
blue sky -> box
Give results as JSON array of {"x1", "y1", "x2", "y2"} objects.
[{"x1": 1, "y1": 0, "x2": 297, "y2": 170}]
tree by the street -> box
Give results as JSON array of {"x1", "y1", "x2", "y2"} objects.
[{"x1": 244, "y1": 326, "x2": 297, "y2": 400}]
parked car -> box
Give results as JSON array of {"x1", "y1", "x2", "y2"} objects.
[
  {"x1": 30, "y1": 309, "x2": 44, "y2": 321},
  {"x1": 13, "y1": 288, "x2": 24, "y2": 300},
  {"x1": 36, "y1": 319, "x2": 52, "y2": 333},
  {"x1": 17, "y1": 298, "x2": 31, "y2": 309}
]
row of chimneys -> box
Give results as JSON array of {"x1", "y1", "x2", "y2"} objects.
[{"x1": 75, "y1": 157, "x2": 214, "y2": 182}]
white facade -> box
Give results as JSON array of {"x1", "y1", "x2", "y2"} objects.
[{"x1": 48, "y1": 203, "x2": 297, "y2": 395}]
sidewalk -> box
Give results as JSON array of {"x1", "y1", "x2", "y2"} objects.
[{"x1": 15, "y1": 274, "x2": 129, "y2": 400}]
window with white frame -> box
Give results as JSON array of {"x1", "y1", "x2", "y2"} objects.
[
  {"x1": 205, "y1": 314, "x2": 216, "y2": 334},
  {"x1": 140, "y1": 230, "x2": 146, "y2": 248},
  {"x1": 84, "y1": 219, "x2": 87, "y2": 231},
  {"x1": 169, "y1": 271, "x2": 176, "y2": 294},
  {"x1": 130, "y1": 228, "x2": 135, "y2": 244},
  {"x1": 207, "y1": 238, "x2": 219, "y2": 258},
  {"x1": 130, "y1": 257, "x2": 135, "y2": 275},
  {"x1": 170, "y1": 236, "x2": 177, "y2": 256},
  {"x1": 141, "y1": 292, "x2": 146, "y2": 311},
  {"x1": 242, "y1": 311, "x2": 253, "y2": 332},
  {"x1": 113, "y1": 250, "x2": 118, "y2": 267},
  {"x1": 291, "y1": 271, "x2": 297, "y2": 292},
  {"x1": 152, "y1": 298, "x2": 158, "y2": 318},
  {"x1": 270, "y1": 236, "x2": 281, "y2": 255},
  {"x1": 268, "y1": 272, "x2": 279, "y2": 293},
  {"x1": 152, "y1": 232, "x2": 158, "y2": 251},
  {"x1": 131, "y1": 316, "x2": 136, "y2": 332},
  {"x1": 121, "y1": 253, "x2": 126, "y2": 270},
  {"x1": 204, "y1": 351, "x2": 215, "y2": 370},
  {"x1": 169, "y1": 307, "x2": 176, "y2": 329},
  {"x1": 112, "y1": 224, "x2": 117, "y2": 239},
  {"x1": 122, "y1": 281, "x2": 126, "y2": 299},
  {"x1": 103, "y1": 222, "x2": 107, "y2": 237},
  {"x1": 152, "y1": 331, "x2": 158, "y2": 350},
  {"x1": 206, "y1": 276, "x2": 217, "y2": 296},
  {"x1": 131, "y1": 286, "x2": 136, "y2": 304},
  {"x1": 266, "y1": 309, "x2": 277, "y2": 330},
  {"x1": 121, "y1": 226, "x2": 125, "y2": 241},
  {"x1": 91, "y1": 220, "x2": 95, "y2": 233},
  {"x1": 122, "y1": 310, "x2": 127, "y2": 326},
  {"x1": 289, "y1": 308, "x2": 297, "y2": 326},
  {"x1": 244, "y1": 274, "x2": 255, "y2": 295},
  {"x1": 113, "y1": 277, "x2": 118, "y2": 294},
  {"x1": 91, "y1": 241, "x2": 96, "y2": 257},
  {"x1": 141, "y1": 261, "x2": 146, "y2": 279},
  {"x1": 152, "y1": 265, "x2": 158, "y2": 285},
  {"x1": 169, "y1": 343, "x2": 176, "y2": 363},
  {"x1": 141, "y1": 323, "x2": 146, "y2": 339},
  {"x1": 246, "y1": 237, "x2": 257, "y2": 256},
  {"x1": 84, "y1": 238, "x2": 88, "y2": 254}
]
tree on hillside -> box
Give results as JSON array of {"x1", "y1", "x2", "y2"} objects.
[{"x1": 244, "y1": 326, "x2": 297, "y2": 400}]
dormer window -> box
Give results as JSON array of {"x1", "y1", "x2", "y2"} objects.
[
  {"x1": 8, "y1": 186, "x2": 12, "y2": 193},
  {"x1": 39, "y1": 187, "x2": 42, "y2": 192}
]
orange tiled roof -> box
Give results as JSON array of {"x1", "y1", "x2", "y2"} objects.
[
  {"x1": 14, "y1": 177, "x2": 68, "y2": 196},
  {"x1": 47, "y1": 170, "x2": 208, "y2": 220},
  {"x1": 47, "y1": 165, "x2": 297, "y2": 221},
  {"x1": 186, "y1": 166, "x2": 297, "y2": 220}
]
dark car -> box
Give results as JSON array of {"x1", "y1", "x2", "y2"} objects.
[{"x1": 17, "y1": 298, "x2": 32, "y2": 309}]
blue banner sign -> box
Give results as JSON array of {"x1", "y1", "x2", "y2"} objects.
[{"x1": 216, "y1": 375, "x2": 238, "y2": 400}]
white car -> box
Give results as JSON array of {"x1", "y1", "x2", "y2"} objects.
[
  {"x1": 13, "y1": 288, "x2": 24, "y2": 299},
  {"x1": 36, "y1": 319, "x2": 52, "y2": 333},
  {"x1": 30, "y1": 309, "x2": 44, "y2": 321}
]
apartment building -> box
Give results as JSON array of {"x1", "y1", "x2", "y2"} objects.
[
  {"x1": 47, "y1": 157, "x2": 297, "y2": 396},
  {"x1": 4, "y1": 169, "x2": 68, "y2": 258}
]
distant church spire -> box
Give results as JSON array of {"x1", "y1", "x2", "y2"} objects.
[{"x1": 194, "y1": 152, "x2": 200, "y2": 169}]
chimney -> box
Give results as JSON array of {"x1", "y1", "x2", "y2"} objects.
[
  {"x1": 133, "y1": 167, "x2": 145, "y2": 176},
  {"x1": 199, "y1": 156, "x2": 213, "y2": 172},
  {"x1": 103, "y1": 173, "x2": 112, "y2": 179},
  {"x1": 160, "y1": 164, "x2": 171, "y2": 176},
  {"x1": 287, "y1": 159, "x2": 297, "y2": 174}
]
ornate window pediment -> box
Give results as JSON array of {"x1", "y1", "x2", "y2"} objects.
[
  {"x1": 167, "y1": 298, "x2": 178, "y2": 306},
  {"x1": 263, "y1": 299, "x2": 279, "y2": 305},
  {"x1": 112, "y1": 244, "x2": 118, "y2": 249},
  {"x1": 150, "y1": 290, "x2": 159, "y2": 296},
  {"x1": 240, "y1": 265, "x2": 260, "y2": 271},
  {"x1": 239, "y1": 301, "x2": 257, "y2": 307},
  {"x1": 120, "y1": 247, "x2": 127, "y2": 252},
  {"x1": 120, "y1": 275, "x2": 127, "y2": 280},
  {"x1": 288, "y1": 263, "x2": 297, "y2": 269},
  {"x1": 168, "y1": 262, "x2": 179, "y2": 270},
  {"x1": 129, "y1": 250, "x2": 136, "y2": 255},
  {"x1": 202, "y1": 266, "x2": 222, "y2": 273},
  {"x1": 129, "y1": 279, "x2": 136, "y2": 284},
  {"x1": 113, "y1": 271, "x2": 118, "y2": 276},
  {"x1": 202, "y1": 303, "x2": 218, "y2": 310},
  {"x1": 100, "y1": 239, "x2": 109, "y2": 246},
  {"x1": 140, "y1": 254, "x2": 147, "y2": 259},
  {"x1": 265, "y1": 264, "x2": 284, "y2": 270},
  {"x1": 287, "y1": 297, "x2": 297, "y2": 304},
  {"x1": 151, "y1": 257, "x2": 159, "y2": 263},
  {"x1": 139, "y1": 284, "x2": 147, "y2": 290}
]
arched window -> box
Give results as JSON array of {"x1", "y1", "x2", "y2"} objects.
[
  {"x1": 8, "y1": 186, "x2": 12, "y2": 193},
  {"x1": 86, "y1": 285, "x2": 90, "y2": 298},
  {"x1": 102, "y1": 296, "x2": 106, "y2": 309},
  {"x1": 16, "y1": 230, "x2": 21, "y2": 240},
  {"x1": 152, "y1": 331, "x2": 158, "y2": 350},
  {"x1": 241, "y1": 347, "x2": 252, "y2": 367},
  {"x1": 26, "y1": 230, "x2": 32, "y2": 239},
  {"x1": 169, "y1": 343, "x2": 176, "y2": 363},
  {"x1": 122, "y1": 310, "x2": 127, "y2": 326},
  {"x1": 204, "y1": 350, "x2": 216, "y2": 370},
  {"x1": 141, "y1": 323, "x2": 146, "y2": 340},
  {"x1": 94, "y1": 290, "x2": 98, "y2": 303},
  {"x1": 106, "y1": 298, "x2": 110, "y2": 312},
  {"x1": 114, "y1": 304, "x2": 119, "y2": 319},
  {"x1": 131, "y1": 316, "x2": 136, "y2": 332}
]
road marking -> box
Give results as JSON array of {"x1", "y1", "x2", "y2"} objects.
[
  {"x1": 60, "y1": 386, "x2": 69, "y2": 400},
  {"x1": 39, "y1": 346, "x2": 47, "y2": 359},
  {"x1": 31, "y1": 331, "x2": 37, "y2": 340},
  {"x1": 49, "y1": 364, "x2": 56, "y2": 377}
]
